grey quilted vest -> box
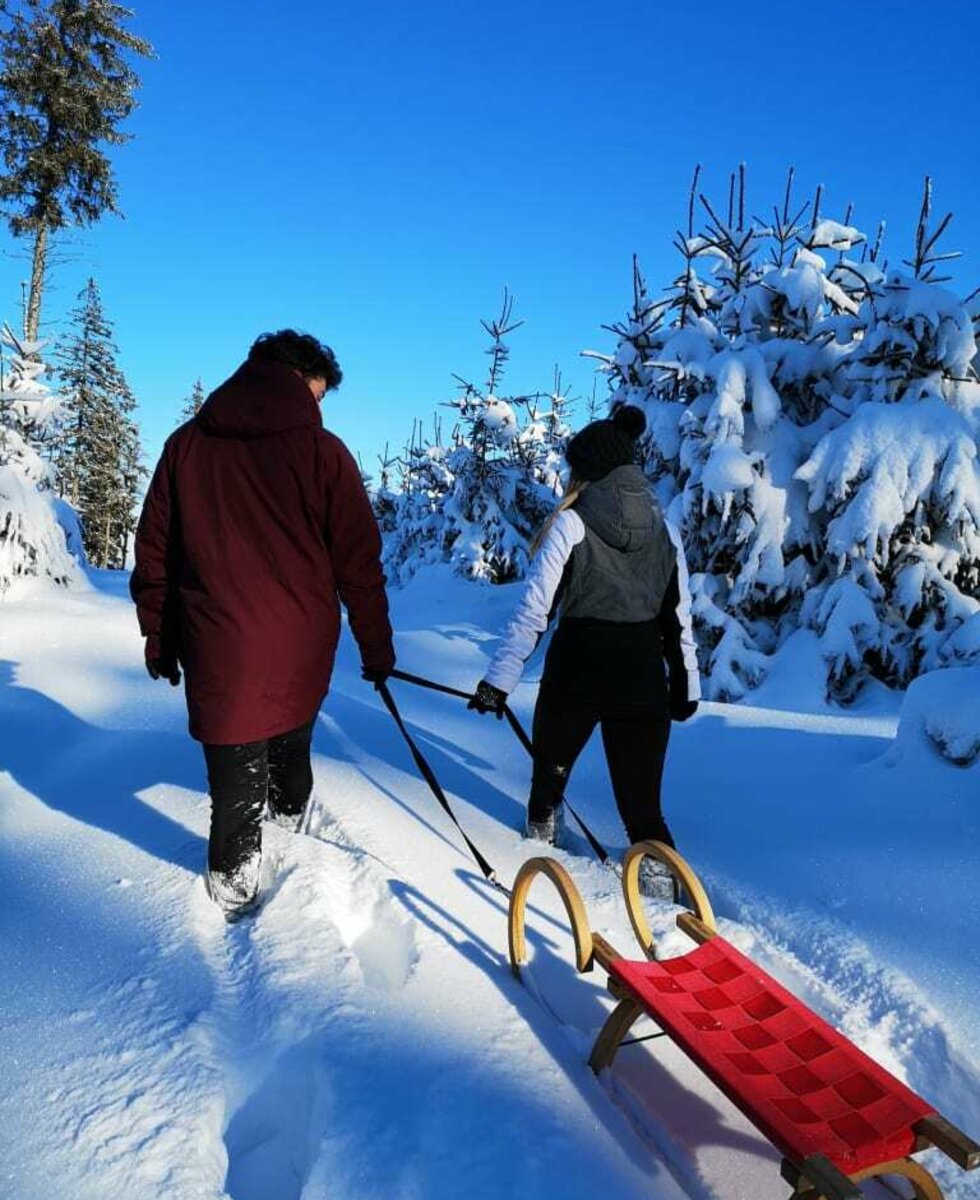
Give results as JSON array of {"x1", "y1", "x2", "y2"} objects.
[{"x1": 560, "y1": 465, "x2": 676, "y2": 621}]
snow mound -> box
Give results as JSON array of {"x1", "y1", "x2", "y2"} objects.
[{"x1": 897, "y1": 667, "x2": 980, "y2": 766}]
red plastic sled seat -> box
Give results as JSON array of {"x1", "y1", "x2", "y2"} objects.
[{"x1": 609, "y1": 935, "x2": 932, "y2": 1175}]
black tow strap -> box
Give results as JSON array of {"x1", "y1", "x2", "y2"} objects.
[
  {"x1": 376, "y1": 679, "x2": 504, "y2": 891},
  {"x1": 386, "y1": 668, "x2": 610, "y2": 867}
]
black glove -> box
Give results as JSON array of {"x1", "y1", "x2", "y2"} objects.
[
  {"x1": 362, "y1": 663, "x2": 393, "y2": 688},
  {"x1": 145, "y1": 635, "x2": 181, "y2": 687},
  {"x1": 467, "y1": 679, "x2": 507, "y2": 719},
  {"x1": 670, "y1": 698, "x2": 699, "y2": 723}
]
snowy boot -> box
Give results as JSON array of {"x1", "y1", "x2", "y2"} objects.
[
  {"x1": 637, "y1": 856, "x2": 679, "y2": 903},
  {"x1": 206, "y1": 851, "x2": 261, "y2": 921},
  {"x1": 524, "y1": 806, "x2": 564, "y2": 847}
]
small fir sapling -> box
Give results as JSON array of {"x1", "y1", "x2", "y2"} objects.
[{"x1": 383, "y1": 293, "x2": 574, "y2": 585}]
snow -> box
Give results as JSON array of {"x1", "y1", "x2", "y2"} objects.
[
  {"x1": 700, "y1": 442, "x2": 755, "y2": 501},
  {"x1": 796, "y1": 399, "x2": 980, "y2": 560},
  {"x1": 1, "y1": 568, "x2": 979, "y2": 1200},
  {"x1": 894, "y1": 666, "x2": 980, "y2": 766},
  {"x1": 482, "y1": 396, "x2": 517, "y2": 441},
  {"x1": 0, "y1": 329, "x2": 80, "y2": 593},
  {"x1": 0, "y1": 462, "x2": 81, "y2": 592},
  {"x1": 808, "y1": 220, "x2": 866, "y2": 252}
]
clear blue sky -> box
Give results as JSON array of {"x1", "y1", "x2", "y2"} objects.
[{"x1": 2, "y1": 0, "x2": 979, "y2": 478}]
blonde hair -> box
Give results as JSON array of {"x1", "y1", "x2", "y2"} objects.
[{"x1": 530, "y1": 475, "x2": 588, "y2": 556}]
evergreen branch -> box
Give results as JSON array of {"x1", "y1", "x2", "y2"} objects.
[
  {"x1": 811, "y1": 182, "x2": 823, "y2": 230},
  {"x1": 783, "y1": 165, "x2": 795, "y2": 226}
]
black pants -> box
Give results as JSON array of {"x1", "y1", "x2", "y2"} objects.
[
  {"x1": 202, "y1": 718, "x2": 315, "y2": 876},
  {"x1": 529, "y1": 686, "x2": 673, "y2": 846}
]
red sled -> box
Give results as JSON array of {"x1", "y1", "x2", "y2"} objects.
[{"x1": 508, "y1": 842, "x2": 979, "y2": 1200}]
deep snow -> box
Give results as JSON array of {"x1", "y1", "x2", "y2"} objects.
[{"x1": 0, "y1": 567, "x2": 977, "y2": 1200}]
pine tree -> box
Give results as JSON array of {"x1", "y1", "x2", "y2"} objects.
[
  {"x1": 370, "y1": 441, "x2": 402, "y2": 536},
  {"x1": 381, "y1": 419, "x2": 455, "y2": 585},
  {"x1": 0, "y1": 324, "x2": 77, "y2": 590},
  {"x1": 0, "y1": 0, "x2": 153, "y2": 341},
  {"x1": 178, "y1": 378, "x2": 205, "y2": 423},
  {"x1": 381, "y1": 297, "x2": 574, "y2": 586},
  {"x1": 55, "y1": 277, "x2": 143, "y2": 568},
  {"x1": 440, "y1": 294, "x2": 569, "y2": 583}
]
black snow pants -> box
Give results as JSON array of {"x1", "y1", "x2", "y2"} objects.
[
  {"x1": 528, "y1": 684, "x2": 674, "y2": 847},
  {"x1": 202, "y1": 717, "x2": 315, "y2": 876}
]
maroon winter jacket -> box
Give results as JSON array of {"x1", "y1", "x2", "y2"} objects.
[{"x1": 131, "y1": 359, "x2": 394, "y2": 744}]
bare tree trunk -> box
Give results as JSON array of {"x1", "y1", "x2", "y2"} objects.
[{"x1": 25, "y1": 224, "x2": 49, "y2": 343}]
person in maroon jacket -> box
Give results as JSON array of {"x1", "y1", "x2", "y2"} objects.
[{"x1": 131, "y1": 330, "x2": 395, "y2": 917}]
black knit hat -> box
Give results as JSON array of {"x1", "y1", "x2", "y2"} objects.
[{"x1": 565, "y1": 404, "x2": 646, "y2": 482}]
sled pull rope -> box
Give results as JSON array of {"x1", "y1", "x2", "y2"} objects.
[
  {"x1": 388, "y1": 669, "x2": 610, "y2": 866},
  {"x1": 377, "y1": 680, "x2": 508, "y2": 894}
]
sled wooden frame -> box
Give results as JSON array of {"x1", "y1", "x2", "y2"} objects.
[{"x1": 508, "y1": 841, "x2": 979, "y2": 1200}]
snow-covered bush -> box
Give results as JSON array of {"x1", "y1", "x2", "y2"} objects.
[
  {"x1": 0, "y1": 326, "x2": 79, "y2": 592},
  {"x1": 381, "y1": 296, "x2": 573, "y2": 585},
  {"x1": 595, "y1": 169, "x2": 980, "y2": 701},
  {"x1": 894, "y1": 666, "x2": 980, "y2": 767}
]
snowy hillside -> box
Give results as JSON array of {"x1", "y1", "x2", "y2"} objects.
[{"x1": 1, "y1": 568, "x2": 978, "y2": 1200}]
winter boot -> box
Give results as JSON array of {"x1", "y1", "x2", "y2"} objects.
[
  {"x1": 206, "y1": 851, "x2": 261, "y2": 921},
  {"x1": 524, "y1": 806, "x2": 564, "y2": 847},
  {"x1": 637, "y1": 856, "x2": 679, "y2": 903}
]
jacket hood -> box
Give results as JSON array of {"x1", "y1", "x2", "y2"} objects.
[
  {"x1": 196, "y1": 359, "x2": 323, "y2": 440},
  {"x1": 574, "y1": 464, "x2": 662, "y2": 551}
]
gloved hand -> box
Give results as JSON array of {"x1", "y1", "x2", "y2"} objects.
[
  {"x1": 670, "y1": 698, "x2": 699, "y2": 723},
  {"x1": 468, "y1": 679, "x2": 507, "y2": 719},
  {"x1": 145, "y1": 635, "x2": 181, "y2": 686},
  {"x1": 362, "y1": 663, "x2": 393, "y2": 688}
]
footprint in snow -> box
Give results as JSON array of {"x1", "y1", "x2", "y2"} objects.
[{"x1": 311, "y1": 840, "x2": 420, "y2": 993}]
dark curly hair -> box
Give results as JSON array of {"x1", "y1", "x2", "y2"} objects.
[{"x1": 248, "y1": 329, "x2": 343, "y2": 391}]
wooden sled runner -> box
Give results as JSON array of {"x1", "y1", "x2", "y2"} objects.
[{"x1": 508, "y1": 842, "x2": 979, "y2": 1200}]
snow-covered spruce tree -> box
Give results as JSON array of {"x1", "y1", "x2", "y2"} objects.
[
  {"x1": 439, "y1": 293, "x2": 571, "y2": 583},
  {"x1": 595, "y1": 167, "x2": 978, "y2": 701},
  {"x1": 0, "y1": 325, "x2": 77, "y2": 591},
  {"x1": 795, "y1": 180, "x2": 980, "y2": 699},
  {"x1": 55, "y1": 277, "x2": 143, "y2": 568},
  {"x1": 381, "y1": 295, "x2": 573, "y2": 585}
]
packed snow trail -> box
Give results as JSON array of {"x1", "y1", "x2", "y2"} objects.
[{"x1": 1, "y1": 568, "x2": 978, "y2": 1199}]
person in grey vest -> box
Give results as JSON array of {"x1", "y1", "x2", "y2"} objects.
[{"x1": 468, "y1": 405, "x2": 700, "y2": 898}]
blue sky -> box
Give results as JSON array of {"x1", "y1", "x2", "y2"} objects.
[{"x1": 2, "y1": 0, "x2": 979, "y2": 477}]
